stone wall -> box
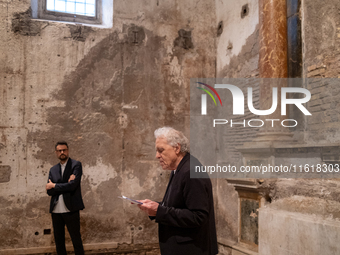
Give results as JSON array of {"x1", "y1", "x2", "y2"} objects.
[
  {"x1": 0, "y1": 0, "x2": 216, "y2": 253},
  {"x1": 303, "y1": 0, "x2": 340, "y2": 142},
  {"x1": 214, "y1": 0, "x2": 260, "y2": 252},
  {"x1": 257, "y1": 1, "x2": 340, "y2": 253},
  {"x1": 214, "y1": 0, "x2": 340, "y2": 254},
  {"x1": 2, "y1": 0, "x2": 340, "y2": 254}
]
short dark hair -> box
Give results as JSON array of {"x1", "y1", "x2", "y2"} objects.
[{"x1": 55, "y1": 141, "x2": 69, "y2": 150}]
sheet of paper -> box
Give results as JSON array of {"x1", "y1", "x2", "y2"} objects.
[{"x1": 118, "y1": 195, "x2": 143, "y2": 204}]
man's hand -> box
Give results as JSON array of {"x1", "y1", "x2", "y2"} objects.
[
  {"x1": 137, "y1": 199, "x2": 159, "y2": 216},
  {"x1": 46, "y1": 179, "x2": 56, "y2": 190},
  {"x1": 68, "y1": 174, "x2": 75, "y2": 182}
]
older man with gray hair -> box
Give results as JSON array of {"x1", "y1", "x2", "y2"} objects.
[{"x1": 138, "y1": 127, "x2": 218, "y2": 255}]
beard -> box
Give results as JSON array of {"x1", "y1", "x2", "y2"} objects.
[{"x1": 58, "y1": 154, "x2": 68, "y2": 161}]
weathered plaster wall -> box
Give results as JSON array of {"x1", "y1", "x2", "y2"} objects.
[
  {"x1": 213, "y1": 80, "x2": 261, "y2": 249},
  {"x1": 216, "y1": 0, "x2": 259, "y2": 78},
  {"x1": 259, "y1": 203, "x2": 340, "y2": 255},
  {"x1": 258, "y1": 0, "x2": 340, "y2": 253},
  {"x1": 0, "y1": 0, "x2": 216, "y2": 253},
  {"x1": 214, "y1": 0, "x2": 260, "y2": 252},
  {"x1": 260, "y1": 0, "x2": 340, "y2": 227},
  {"x1": 263, "y1": 0, "x2": 340, "y2": 213},
  {"x1": 3, "y1": 0, "x2": 340, "y2": 254},
  {"x1": 303, "y1": 0, "x2": 340, "y2": 142},
  {"x1": 214, "y1": 0, "x2": 340, "y2": 254}
]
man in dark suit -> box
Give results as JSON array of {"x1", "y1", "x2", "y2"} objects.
[
  {"x1": 138, "y1": 127, "x2": 218, "y2": 255},
  {"x1": 46, "y1": 141, "x2": 85, "y2": 255}
]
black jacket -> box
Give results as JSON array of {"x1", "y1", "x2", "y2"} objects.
[
  {"x1": 155, "y1": 153, "x2": 218, "y2": 255},
  {"x1": 47, "y1": 158, "x2": 85, "y2": 213}
]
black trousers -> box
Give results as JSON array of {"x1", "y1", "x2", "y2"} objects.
[{"x1": 51, "y1": 211, "x2": 84, "y2": 255}]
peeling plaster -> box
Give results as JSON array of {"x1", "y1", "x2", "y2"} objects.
[
  {"x1": 67, "y1": 25, "x2": 94, "y2": 42},
  {"x1": 12, "y1": 8, "x2": 45, "y2": 36},
  {"x1": 1, "y1": 0, "x2": 217, "y2": 251},
  {"x1": 216, "y1": 0, "x2": 259, "y2": 70},
  {"x1": 218, "y1": 25, "x2": 259, "y2": 77},
  {"x1": 83, "y1": 159, "x2": 118, "y2": 189}
]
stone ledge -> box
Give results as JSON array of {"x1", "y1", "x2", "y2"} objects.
[
  {"x1": 259, "y1": 207, "x2": 340, "y2": 254},
  {"x1": 218, "y1": 238, "x2": 258, "y2": 255},
  {"x1": 0, "y1": 242, "x2": 119, "y2": 255}
]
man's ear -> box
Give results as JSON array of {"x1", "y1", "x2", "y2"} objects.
[{"x1": 175, "y1": 144, "x2": 181, "y2": 155}]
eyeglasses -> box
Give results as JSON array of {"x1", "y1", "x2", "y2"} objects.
[{"x1": 56, "y1": 149, "x2": 68, "y2": 153}]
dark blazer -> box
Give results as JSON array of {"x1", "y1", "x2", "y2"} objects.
[
  {"x1": 155, "y1": 153, "x2": 218, "y2": 255},
  {"x1": 47, "y1": 158, "x2": 85, "y2": 213}
]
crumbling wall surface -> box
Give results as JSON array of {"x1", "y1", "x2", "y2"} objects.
[
  {"x1": 259, "y1": 203, "x2": 340, "y2": 255},
  {"x1": 0, "y1": 0, "x2": 216, "y2": 252},
  {"x1": 262, "y1": 179, "x2": 340, "y2": 216},
  {"x1": 216, "y1": 0, "x2": 259, "y2": 78},
  {"x1": 259, "y1": 179, "x2": 340, "y2": 255},
  {"x1": 257, "y1": 1, "x2": 340, "y2": 253},
  {"x1": 267, "y1": 0, "x2": 340, "y2": 227},
  {"x1": 213, "y1": 80, "x2": 261, "y2": 245},
  {"x1": 214, "y1": 0, "x2": 260, "y2": 247},
  {"x1": 215, "y1": 0, "x2": 340, "y2": 251},
  {"x1": 303, "y1": 0, "x2": 340, "y2": 78},
  {"x1": 303, "y1": 0, "x2": 340, "y2": 142}
]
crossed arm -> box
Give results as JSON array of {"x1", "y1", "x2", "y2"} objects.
[
  {"x1": 46, "y1": 162, "x2": 82, "y2": 196},
  {"x1": 46, "y1": 175, "x2": 75, "y2": 189}
]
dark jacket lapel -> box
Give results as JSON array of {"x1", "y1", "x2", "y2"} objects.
[
  {"x1": 162, "y1": 170, "x2": 175, "y2": 205},
  {"x1": 62, "y1": 158, "x2": 72, "y2": 182},
  {"x1": 54, "y1": 164, "x2": 63, "y2": 183},
  {"x1": 161, "y1": 153, "x2": 190, "y2": 205},
  {"x1": 174, "y1": 153, "x2": 190, "y2": 174},
  {"x1": 58, "y1": 164, "x2": 62, "y2": 180}
]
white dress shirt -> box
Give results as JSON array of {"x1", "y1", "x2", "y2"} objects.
[{"x1": 52, "y1": 159, "x2": 70, "y2": 213}]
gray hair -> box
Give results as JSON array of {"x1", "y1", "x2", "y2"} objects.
[{"x1": 154, "y1": 127, "x2": 190, "y2": 153}]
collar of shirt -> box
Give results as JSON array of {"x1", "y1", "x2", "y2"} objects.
[{"x1": 60, "y1": 158, "x2": 69, "y2": 174}]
